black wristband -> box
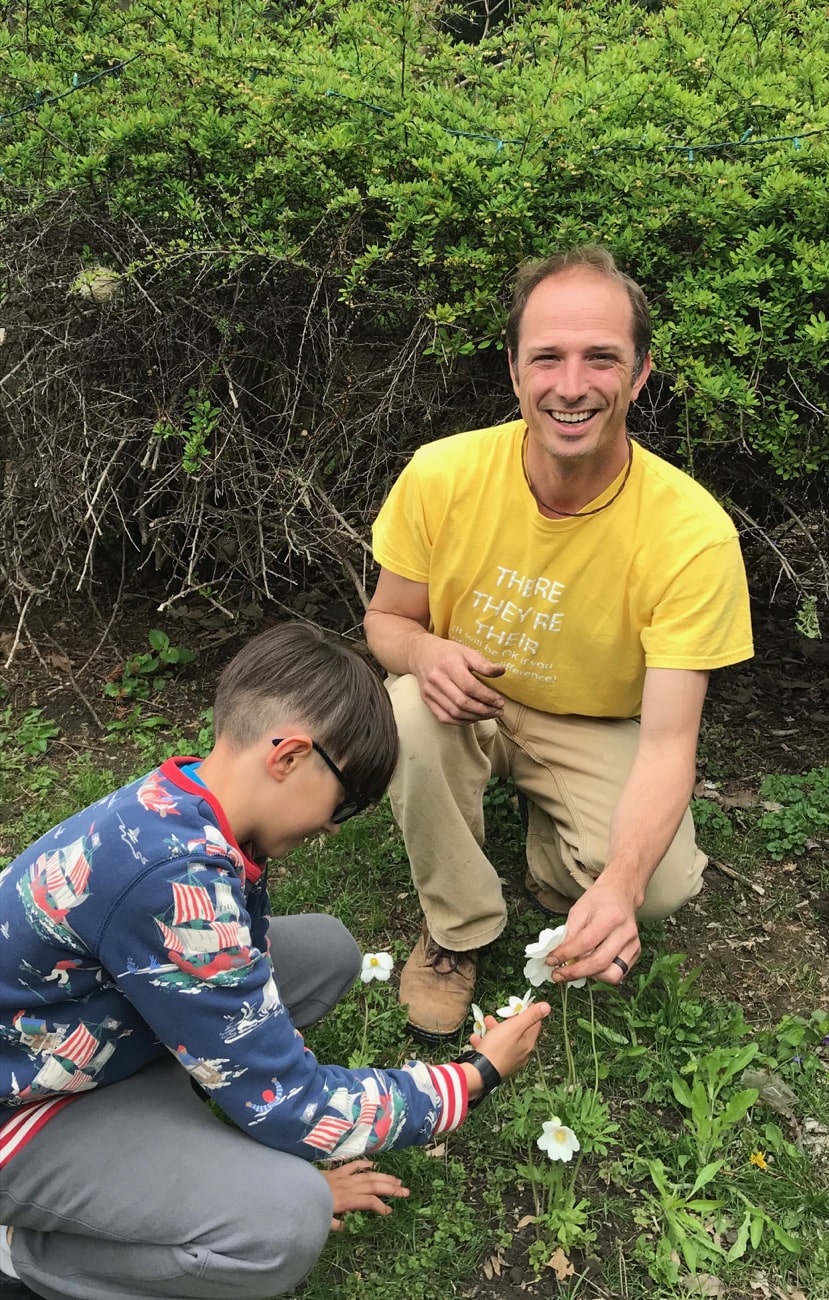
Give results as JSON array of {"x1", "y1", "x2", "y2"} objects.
[{"x1": 454, "y1": 1049, "x2": 502, "y2": 1108}]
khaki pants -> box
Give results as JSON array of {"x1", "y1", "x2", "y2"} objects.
[{"x1": 388, "y1": 675, "x2": 706, "y2": 951}]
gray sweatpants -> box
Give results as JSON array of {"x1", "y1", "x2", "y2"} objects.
[{"x1": 1, "y1": 914, "x2": 362, "y2": 1300}]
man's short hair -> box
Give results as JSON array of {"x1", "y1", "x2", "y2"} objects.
[
  {"x1": 505, "y1": 245, "x2": 652, "y2": 378},
  {"x1": 213, "y1": 622, "x2": 398, "y2": 804}
]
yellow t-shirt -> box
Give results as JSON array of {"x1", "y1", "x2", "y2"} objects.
[{"x1": 371, "y1": 420, "x2": 753, "y2": 717}]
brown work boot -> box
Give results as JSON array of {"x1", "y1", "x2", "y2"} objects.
[
  {"x1": 400, "y1": 924, "x2": 479, "y2": 1043},
  {"x1": 524, "y1": 870, "x2": 573, "y2": 919}
]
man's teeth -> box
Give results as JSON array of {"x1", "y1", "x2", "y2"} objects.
[{"x1": 550, "y1": 410, "x2": 593, "y2": 424}]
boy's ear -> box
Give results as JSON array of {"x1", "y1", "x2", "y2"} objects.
[{"x1": 267, "y1": 735, "x2": 313, "y2": 784}]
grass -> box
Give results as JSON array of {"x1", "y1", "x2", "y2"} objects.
[{"x1": 1, "y1": 701, "x2": 828, "y2": 1300}]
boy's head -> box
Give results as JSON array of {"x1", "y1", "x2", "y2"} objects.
[{"x1": 212, "y1": 621, "x2": 398, "y2": 814}]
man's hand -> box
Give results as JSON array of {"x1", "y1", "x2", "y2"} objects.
[
  {"x1": 465, "y1": 1000, "x2": 551, "y2": 1083},
  {"x1": 545, "y1": 879, "x2": 642, "y2": 986},
  {"x1": 411, "y1": 637, "x2": 505, "y2": 725},
  {"x1": 320, "y1": 1159, "x2": 410, "y2": 1231}
]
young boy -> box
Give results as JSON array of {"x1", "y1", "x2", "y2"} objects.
[{"x1": 0, "y1": 623, "x2": 549, "y2": 1300}]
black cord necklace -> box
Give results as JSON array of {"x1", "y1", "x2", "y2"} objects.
[{"x1": 521, "y1": 431, "x2": 634, "y2": 518}]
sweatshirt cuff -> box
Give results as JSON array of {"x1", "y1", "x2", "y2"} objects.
[{"x1": 428, "y1": 1063, "x2": 468, "y2": 1133}]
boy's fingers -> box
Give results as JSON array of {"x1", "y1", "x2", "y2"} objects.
[
  {"x1": 520, "y1": 1002, "x2": 551, "y2": 1030},
  {"x1": 344, "y1": 1158, "x2": 374, "y2": 1174}
]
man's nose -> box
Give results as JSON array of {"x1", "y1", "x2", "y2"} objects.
[{"x1": 553, "y1": 358, "x2": 589, "y2": 402}]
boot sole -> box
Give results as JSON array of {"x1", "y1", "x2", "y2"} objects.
[
  {"x1": 524, "y1": 884, "x2": 564, "y2": 919},
  {"x1": 405, "y1": 1019, "x2": 465, "y2": 1045}
]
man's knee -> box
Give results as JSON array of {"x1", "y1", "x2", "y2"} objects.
[
  {"x1": 387, "y1": 674, "x2": 438, "y2": 745},
  {"x1": 638, "y1": 845, "x2": 707, "y2": 923}
]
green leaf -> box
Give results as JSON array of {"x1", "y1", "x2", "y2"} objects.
[{"x1": 690, "y1": 1159, "x2": 725, "y2": 1195}]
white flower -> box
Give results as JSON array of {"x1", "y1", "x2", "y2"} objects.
[
  {"x1": 471, "y1": 1003, "x2": 487, "y2": 1037},
  {"x1": 523, "y1": 925, "x2": 586, "y2": 989},
  {"x1": 496, "y1": 989, "x2": 535, "y2": 1018},
  {"x1": 360, "y1": 952, "x2": 394, "y2": 983},
  {"x1": 537, "y1": 1117, "x2": 580, "y2": 1162}
]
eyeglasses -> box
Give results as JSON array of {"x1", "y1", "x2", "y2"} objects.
[{"x1": 271, "y1": 738, "x2": 370, "y2": 825}]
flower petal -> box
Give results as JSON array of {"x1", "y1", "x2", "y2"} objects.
[
  {"x1": 524, "y1": 925, "x2": 568, "y2": 959},
  {"x1": 523, "y1": 955, "x2": 551, "y2": 987}
]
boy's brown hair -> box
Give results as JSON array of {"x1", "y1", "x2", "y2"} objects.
[{"x1": 213, "y1": 622, "x2": 398, "y2": 804}]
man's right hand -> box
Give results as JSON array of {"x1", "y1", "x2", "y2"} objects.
[{"x1": 411, "y1": 636, "x2": 506, "y2": 724}]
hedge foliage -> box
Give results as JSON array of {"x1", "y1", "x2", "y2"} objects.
[{"x1": 1, "y1": 0, "x2": 827, "y2": 622}]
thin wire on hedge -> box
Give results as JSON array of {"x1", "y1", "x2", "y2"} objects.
[
  {"x1": 1, "y1": 59, "x2": 826, "y2": 163},
  {"x1": 0, "y1": 55, "x2": 143, "y2": 124}
]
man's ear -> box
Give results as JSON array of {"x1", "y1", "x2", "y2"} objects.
[
  {"x1": 631, "y1": 352, "x2": 652, "y2": 401},
  {"x1": 508, "y1": 349, "x2": 520, "y2": 398},
  {"x1": 267, "y1": 736, "x2": 313, "y2": 784}
]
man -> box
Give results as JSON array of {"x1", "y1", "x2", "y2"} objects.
[{"x1": 364, "y1": 245, "x2": 753, "y2": 1042}]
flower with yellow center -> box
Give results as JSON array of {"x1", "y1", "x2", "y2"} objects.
[
  {"x1": 360, "y1": 952, "x2": 394, "y2": 983},
  {"x1": 471, "y1": 1003, "x2": 488, "y2": 1037},
  {"x1": 749, "y1": 1150, "x2": 768, "y2": 1171},
  {"x1": 537, "y1": 1117, "x2": 580, "y2": 1162},
  {"x1": 496, "y1": 989, "x2": 535, "y2": 1018}
]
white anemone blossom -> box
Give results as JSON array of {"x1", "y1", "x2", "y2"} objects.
[
  {"x1": 360, "y1": 952, "x2": 394, "y2": 983},
  {"x1": 523, "y1": 925, "x2": 586, "y2": 989},
  {"x1": 496, "y1": 989, "x2": 535, "y2": 1018},
  {"x1": 537, "y1": 1117, "x2": 580, "y2": 1162},
  {"x1": 471, "y1": 1003, "x2": 488, "y2": 1037}
]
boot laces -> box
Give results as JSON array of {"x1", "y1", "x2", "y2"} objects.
[{"x1": 424, "y1": 935, "x2": 477, "y2": 974}]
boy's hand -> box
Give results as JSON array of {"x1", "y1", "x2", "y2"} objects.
[
  {"x1": 320, "y1": 1158, "x2": 410, "y2": 1231},
  {"x1": 466, "y1": 1001, "x2": 551, "y2": 1085}
]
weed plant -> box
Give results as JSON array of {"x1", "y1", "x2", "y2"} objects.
[{"x1": 1, "y1": 715, "x2": 827, "y2": 1298}]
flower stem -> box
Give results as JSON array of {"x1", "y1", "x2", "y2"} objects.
[
  {"x1": 588, "y1": 984, "x2": 599, "y2": 1095},
  {"x1": 561, "y1": 983, "x2": 576, "y2": 1088},
  {"x1": 568, "y1": 1149, "x2": 585, "y2": 1196},
  {"x1": 360, "y1": 994, "x2": 369, "y2": 1062},
  {"x1": 534, "y1": 1045, "x2": 555, "y2": 1107}
]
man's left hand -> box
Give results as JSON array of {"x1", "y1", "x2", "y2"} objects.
[{"x1": 545, "y1": 879, "x2": 641, "y2": 985}]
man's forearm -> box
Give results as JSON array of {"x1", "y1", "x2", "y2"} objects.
[
  {"x1": 363, "y1": 608, "x2": 432, "y2": 677},
  {"x1": 602, "y1": 747, "x2": 697, "y2": 907}
]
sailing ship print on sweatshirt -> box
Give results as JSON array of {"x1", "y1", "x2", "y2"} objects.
[
  {"x1": 16, "y1": 835, "x2": 98, "y2": 950},
  {"x1": 1, "y1": 758, "x2": 470, "y2": 1170},
  {"x1": 119, "y1": 873, "x2": 258, "y2": 994},
  {"x1": 8, "y1": 1016, "x2": 131, "y2": 1101}
]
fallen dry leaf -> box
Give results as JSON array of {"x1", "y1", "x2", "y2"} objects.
[
  {"x1": 46, "y1": 652, "x2": 72, "y2": 672},
  {"x1": 679, "y1": 1274, "x2": 726, "y2": 1296},
  {"x1": 514, "y1": 1214, "x2": 536, "y2": 1231},
  {"x1": 482, "y1": 1251, "x2": 503, "y2": 1280},
  {"x1": 748, "y1": 1269, "x2": 772, "y2": 1297},
  {"x1": 546, "y1": 1247, "x2": 575, "y2": 1281},
  {"x1": 424, "y1": 1142, "x2": 446, "y2": 1157},
  {"x1": 720, "y1": 789, "x2": 759, "y2": 810}
]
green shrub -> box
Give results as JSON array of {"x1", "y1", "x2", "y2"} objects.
[{"x1": 1, "y1": 0, "x2": 827, "y2": 616}]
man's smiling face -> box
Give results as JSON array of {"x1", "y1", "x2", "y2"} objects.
[{"x1": 508, "y1": 268, "x2": 651, "y2": 473}]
